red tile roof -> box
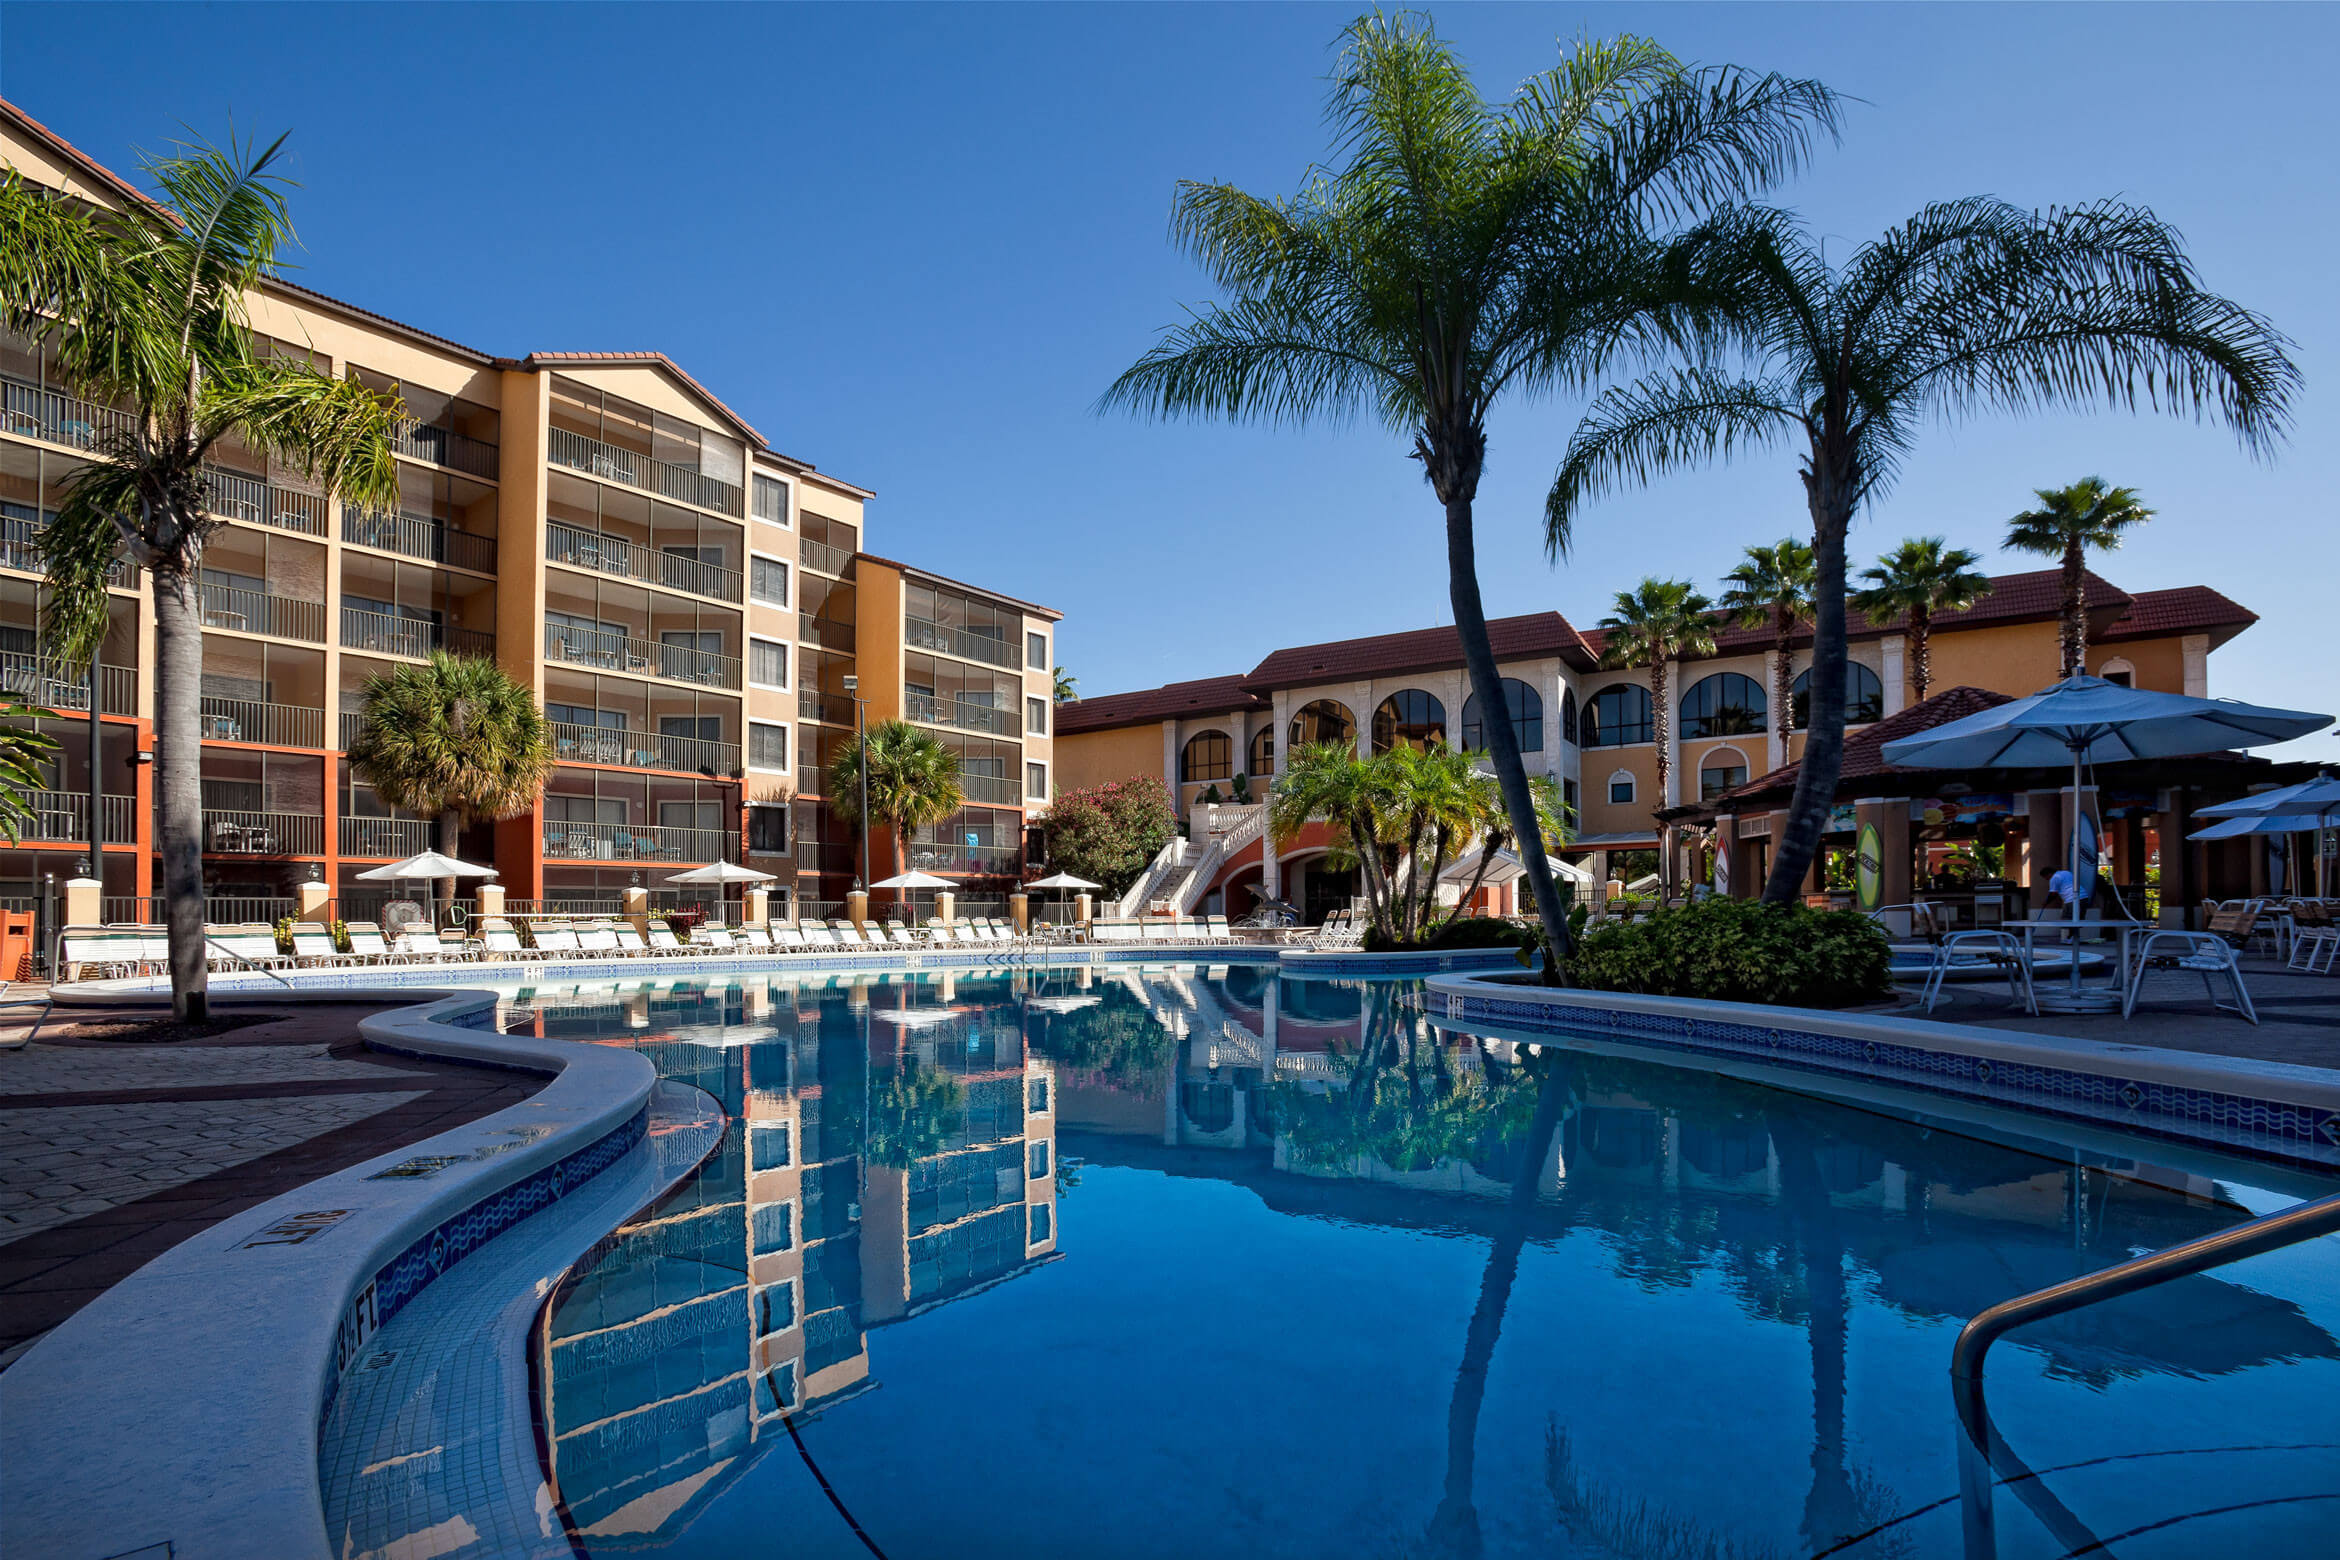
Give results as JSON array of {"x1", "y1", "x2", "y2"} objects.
[
  {"x1": 0, "y1": 98, "x2": 163, "y2": 213},
  {"x1": 1714, "y1": 686, "x2": 2015, "y2": 805},
  {"x1": 2099, "y1": 585, "x2": 2256, "y2": 643},
  {"x1": 1055, "y1": 675, "x2": 1269, "y2": 735},
  {"x1": 855, "y1": 552, "x2": 1061, "y2": 621},
  {"x1": 1242, "y1": 611, "x2": 1593, "y2": 691}
]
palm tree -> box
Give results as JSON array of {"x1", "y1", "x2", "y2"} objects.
[
  {"x1": 1600, "y1": 578, "x2": 1716, "y2": 890},
  {"x1": 1717, "y1": 537, "x2": 1814, "y2": 759},
  {"x1": 1103, "y1": 13, "x2": 1839, "y2": 973},
  {"x1": 0, "y1": 707, "x2": 59, "y2": 845},
  {"x1": 825, "y1": 719, "x2": 964, "y2": 898},
  {"x1": 1852, "y1": 536, "x2": 1993, "y2": 702},
  {"x1": 1268, "y1": 741, "x2": 1400, "y2": 936},
  {"x1": 2003, "y1": 478, "x2": 2154, "y2": 679},
  {"x1": 1, "y1": 133, "x2": 404, "y2": 1018},
  {"x1": 1548, "y1": 200, "x2": 2295, "y2": 904},
  {"x1": 346, "y1": 653, "x2": 555, "y2": 913},
  {"x1": 1052, "y1": 665, "x2": 1077, "y2": 704}
]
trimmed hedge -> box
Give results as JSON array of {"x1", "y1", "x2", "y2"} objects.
[
  {"x1": 1363, "y1": 915, "x2": 1542, "y2": 954},
  {"x1": 1562, "y1": 898, "x2": 1893, "y2": 1009}
]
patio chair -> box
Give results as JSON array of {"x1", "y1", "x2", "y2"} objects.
[
  {"x1": 882, "y1": 919, "x2": 919, "y2": 947},
  {"x1": 692, "y1": 925, "x2": 738, "y2": 953},
  {"x1": 948, "y1": 922, "x2": 982, "y2": 947},
  {"x1": 772, "y1": 924, "x2": 810, "y2": 952},
  {"x1": 212, "y1": 925, "x2": 293, "y2": 972},
  {"x1": 968, "y1": 920, "x2": 1003, "y2": 945},
  {"x1": 532, "y1": 926, "x2": 582, "y2": 959},
  {"x1": 480, "y1": 922, "x2": 526, "y2": 961},
  {"x1": 289, "y1": 926, "x2": 343, "y2": 967},
  {"x1": 1919, "y1": 930, "x2": 2036, "y2": 1015},
  {"x1": 344, "y1": 922, "x2": 398, "y2": 963},
  {"x1": 2204, "y1": 905, "x2": 2276, "y2": 959},
  {"x1": 827, "y1": 919, "x2": 869, "y2": 948},
  {"x1": 1205, "y1": 914, "x2": 1237, "y2": 945},
  {"x1": 2288, "y1": 905, "x2": 2339, "y2": 974},
  {"x1": 576, "y1": 924, "x2": 622, "y2": 958},
  {"x1": 2125, "y1": 930, "x2": 2258, "y2": 1024},
  {"x1": 799, "y1": 919, "x2": 839, "y2": 948},
  {"x1": 438, "y1": 927, "x2": 478, "y2": 960},
  {"x1": 58, "y1": 928, "x2": 138, "y2": 981},
  {"x1": 646, "y1": 924, "x2": 692, "y2": 956},
  {"x1": 612, "y1": 926, "x2": 651, "y2": 958},
  {"x1": 737, "y1": 926, "x2": 776, "y2": 952}
]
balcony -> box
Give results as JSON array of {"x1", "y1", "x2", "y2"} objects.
[
  {"x1": 203, "y1": 809, "x2": 324, "y2": 857},
  {"x1": 961, "y1": 771, "x2": 1018, "y2": 805},
  {"x1": 339, "y1": 709, "x2": 363, "y2": 750},
  {"x1": 542, "y1": 625, "x2": 740, "y2": 690},
  {"x1": 798, "y1": 689, "x2": 856, "y2": 725},
  {"x1": 542, "y1": 821, "x2": 730, "y2": 864},
  {"x1": 905, "y1": 841, "x2": 1021, "y2": 874},
  {"x1": 197, "y1": 697, "x2": 325, "y2": 748},
  {"x1": 344, "y1": 509, "x2": 496, "y2": 574},
  {"x1": 341, "y1": 608, "x2": 494, "y2": 661},
  {"x1": 199, "y1": 582, "x2": 325, "y2": 643},
  {"x1": 906, "y1": 692, "x2": 1014, "y2": 737},
  {"x1": 0, "y1": 653, "x2": 136, "y2": 715},
  {"x1": 340, "y1": 815, "x2": 427, "y2": 858},
  {"x1": 390, "y1": 419, "x2": 498, "y2": 480},
  {"x1": 550, "y1": 721, "x2": 742, "y2": 776},
  {"x1": 799, "y1": 535, "x2": 853, "y2": 577},
  {"x1": 547, "y1": 426, "x2": 744, "y2": 517},
  {"x1": 1, "y1": 375, "x2": 136, "y2": 452},
  {"x1": 18, "y1": 789, "x2": 136, "y2": 843},
  {"x1": 0, "y1": 522, "x2": 142, "y2": 590},
  {"x1": 203, "y1": 465, "x2": 327, "y2": 537},
  {"x1": 544, "y1": 522, "x2": 743, "y2": 603},
  {"x1": 798, "y1": 613, "x2": 855, "y2": 653},
  {"x1": 904, "y1": 616, "x2": 1018, "y2": 670}
]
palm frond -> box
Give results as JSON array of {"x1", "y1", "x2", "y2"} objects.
[
  {"x1": 1097, "y1": 292, "x2": 1409, "y2": 430},
  {"x1": 0, "y1": 706, "x2": 62, "y2": 846},
  {"x1": 201, "y1": 356, "x2": 402, "y2": 512},
  {"x1": 39, "y1": 461, "x2": 146, "y2": 668},
  {"x1": 1545, "y1": 367, "x2": 1797, "y2": 559},
  {"x1": 1575, "y1": 66, "x2": 1844, "y2": 226}
]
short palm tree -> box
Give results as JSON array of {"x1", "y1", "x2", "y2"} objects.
[
  {"x1": 2003, "y1": 478, "x2": 2154, "y2": 679},
  {"x1": 1548, "y1": 200, "x2": 2294, "y2": 904},
  {"x1": 825, "y1": 720, "x2": 964, "y2": 891},
  {"x1": 1, "y1": 132, "x2": 404, "y2": 1017},
  {"x1": 1851, "y1": 536, "x2": 1993, "y2": 702},
  {"x1": 1269, "y1": 741, "x2": 1399, "y2": 934},
  {"x1": 1717, "y1": 538, "x2": 1814, "y2": 756},
  {"x1": 1601, "y1": 579, "x2": 1717, "y2": 880},
  {"x1": 346, "y1": 653, "x2": 555, "y2": 911},
  {"x1": 1052, "y1": 666, "x2": 1077, "y2": 704},
  {"x1": 1104, "y1": 13, "x2": 1838, "y2": 972}
]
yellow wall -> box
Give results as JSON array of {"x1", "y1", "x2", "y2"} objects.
[
  {"x1": 495, "y1": 370, "x2": 550, "y2": 695},
  {"x1": 2092, "y1": 639, "x2": 2183, "y2": 691},
  {"x1": 1578, "y1": 747, "x2": 1660, "y2": 839},
  {"x1": 853, "y1": 559, "x2": 906, "y2": 727},
  {"x1": 1057, "y1": 725, "x2": 1164, "y2": 796}
]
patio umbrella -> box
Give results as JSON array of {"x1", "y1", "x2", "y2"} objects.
[
  {"x1": 664, "y1": 860, "x2": 778, "y2": 925},
  {"x1": 2197, "y1": 771, "x2": 2340, "y2": 896},
  {"x1": 355, "y1": 849, "x2": 498, "y2": 928},
  {"x1": 1882, "y1": 676, "x2": 2330, "y2": 1005},
  {"x1": 869, "y1": 868, "x2": 956, "y2": 923},
  {"x1": 1027, "y1": 869, "x2": 1101, "y2": 926}
]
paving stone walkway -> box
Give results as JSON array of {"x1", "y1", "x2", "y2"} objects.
[{"x1": 1902, "y1": 956, "x2": 2340, "y2": 1071}]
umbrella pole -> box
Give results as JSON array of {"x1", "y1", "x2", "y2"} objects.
[{"x1": 2068, "y1": 746, "x2": 2085, "y2": 999}]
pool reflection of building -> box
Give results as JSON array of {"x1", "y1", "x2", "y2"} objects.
[{"x1": 513, "y1": 974, "x2": 1057, "y2": 1551}]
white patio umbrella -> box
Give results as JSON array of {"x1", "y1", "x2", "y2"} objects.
[
  {"x1": 869, "y1": 868, "x2": 956, "y2": 922},
  {"x1": 1882, "y1": 676, "x2": 2330, "y2": 1005},
  {"x1": 2197, "y1": 771, "x2": 2340, "y2": 896},
  {"x1": 1027, "y1": 869, "x2": 1101, "y2": 926},
  {"x1": 664, "y1": 860, "x2": 778, "y2": 924},
  {"x1": 355, "y1": 849, "x2": 500, "y2": 930}
]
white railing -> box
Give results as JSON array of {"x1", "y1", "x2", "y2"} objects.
[
  {"x1": 1114, "y1": 835, "x2": 1190, "y2": 919},
  {"x1": 1163, "y1": 803, "x2": 1267, "y2": 914}
]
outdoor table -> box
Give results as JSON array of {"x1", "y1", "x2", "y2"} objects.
[{"x1": 2009, "y1": 917, "x2": 2149, "y2": 1013}]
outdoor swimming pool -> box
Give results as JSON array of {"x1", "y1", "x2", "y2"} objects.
[{"x1": 325, "y1": 966, "x2": 2340, "y2": 1558}]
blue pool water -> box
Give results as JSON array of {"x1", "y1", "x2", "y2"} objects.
[{"x1": 481, "y1": 967, "x2": 2338, "y2": 1558}]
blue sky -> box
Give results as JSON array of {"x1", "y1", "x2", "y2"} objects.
[{"x1": 5, "y1": 3, "x2": 2333, "y2": 756}]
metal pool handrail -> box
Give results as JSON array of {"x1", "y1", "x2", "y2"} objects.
[{"x1": 1952, "y1": 1188, "x2": 2340, "y2": 1419}]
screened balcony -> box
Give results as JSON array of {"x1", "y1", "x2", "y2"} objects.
[
  {"x1": 339, "y1": 556, "x2": 496, "y2": 661},
  {"x1": 200, "y1": 637, "x2": 327, "y2": 748},
  {"x1": 198, "y1": 527, "x2": 328, "y2": 643},
  {"x1": 202, "y1": 461, "x2": 327, "y2": 538},
  {"x1": 0, "y1": 582, "x2": 138, "y2": 713},
  {"x1": 543, "y1": 668, "x2": 742, "y2": 776},
  {"x1": 351, "y1": 368, "x2": 501, "y2": 480},
  {"x1": 544, "y1": 575, "x2": 741, "y2": 691},
  {"x1": 199, "y1": 752, "x2": 325, "y2": 859},
  {"x1": 547, "y1": 377, "x2": 744, "y2": 517}
]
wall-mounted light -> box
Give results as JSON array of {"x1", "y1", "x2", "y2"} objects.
[{"x1": 128, "y1": 750, "x2": 154, "y2": 767}]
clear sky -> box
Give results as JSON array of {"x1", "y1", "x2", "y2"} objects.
[{"x1": 5, "y1": 3, "x2": 2333, "y2": 757}]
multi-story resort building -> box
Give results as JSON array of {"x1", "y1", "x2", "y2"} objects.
[
  {"x1": 0, "y1": 102, "x2": 1060, "y2": 922},
  {"x1": 1057, "y1": 571, "x2": 2260, "y2": 923}
]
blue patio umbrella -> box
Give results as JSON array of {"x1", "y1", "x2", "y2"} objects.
[{"x1": 2197, "y1": 771, "x2": 2340, "y2": 895}]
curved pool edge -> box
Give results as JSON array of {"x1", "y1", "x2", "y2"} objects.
[
  {"x1": 1424, "y1": 975, "x2": 2340, "y2": 1173},
  {"x1": 0, "y1": 993, "x2": 663, "y2": 1560}
]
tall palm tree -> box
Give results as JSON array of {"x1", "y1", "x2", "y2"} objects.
[
  {"x1": 346, "y1": 652, "x2": 555, "y2": 913},
  {"x1": 825, "y1": 719, "x2": 964, "y2": 897},
  {"x1": 2003, "y1": 478, "x2": 2154, "y2": 679},
  {"x1": 1052, "y1": 665, "x2": 1077, "y2": 704},
  {"x1": 1717, "y1": 537, "x2": 1814, "y2": 758},
  {"x1": 1852, "y1": 536, "x2": 1993, "y2": 702},
  {"x1": 1548, "y1": 201, "x2": 2295, "y2": 905},
  {"x1": 1601, "y1": 578, "x2": 1716, "y2": 889},
  {"x1": 1, "y1": 133, "x2": 404, "y2": 1018},
  {"x1": 1103, "y1": 13, "x2": 1839, "y2": 973}
]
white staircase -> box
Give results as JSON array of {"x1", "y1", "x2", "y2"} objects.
[{"x1": 1111, "y1": 804, "x2": 1268, "y2": 918}]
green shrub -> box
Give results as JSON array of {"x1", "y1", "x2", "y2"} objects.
[
  {"x1": 1364, "y1": 915, "x2": 1542, "y2": 953},
  {"x1": 1563, "y1": 898, "x2": 1892, "y2": 1009}
]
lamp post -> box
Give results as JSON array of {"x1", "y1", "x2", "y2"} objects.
[{"x1": 841, "y1": 675, "x2": 868, "y2": 904}]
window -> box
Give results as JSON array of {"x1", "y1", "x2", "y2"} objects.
[
  {"x1": 1181, "y1": 730, "x2": 1232, "y2": 782},
  {"x1": 748, "y1": 803, "x2": 788, "y2": 854},
  {"x1": 1460, "y1": 678, "x2": 1544, "y2": 755},
  {"x1": 1026, "y1": 761, "x2": 1047, "y2": 798},
  {"x1": 1562, "y1": 778, "x2": 1580, "y2": 820},
  {"x1": 1027, "y1": 1076, "x2": 1050, "y2": 1113},
  {"x1": 1029, "y1": 1204, "x2": 1052, "y2": 1245},
  {"x1": 751, "y1": 1201, "x2": 794, "y2": 1255},
  {"x1": 750, "y1": 555, "x2": 789, "y2": 607},
  {"x1": 1679, "y1": 673, "x2": 1767, "y2": 739},
  {"x1": 1699, "y1": 761, "x2": 1748, "y2": 801},
  {"x1": 1026, "y1": 697, "x2": 1047, "y2": 736},
  {"x1": 1372, "y1": 689, "x2": 1447, "y2": 753},
  {"x1": 2098, "y1": 657, "x2": 2135, "y2": 687},
  {"x1": 1029, "y1": 1141, "x2": 1050, "y2": 1177},
  {"x1": 1582, "y1": 684, "x2": 1653, "y2": 747},
  {"x1": 750, "y1": 1120, "x2": 792, "y2": 1168},
  {"x1": 1609, "y1": 774, "x2": 1636, "y2": 805},
  {"x1": 1790, "y1": 662, "x2": 1886, "y2": 729},
  {"x1": 1561, "y1": 687, "x2": 1579, "y2": 745},
  {"x1": 749, "y1": 637, "x2": 788, "y2": 688},
  {"x1": 754, "y1": 1281, "x2": 796, "y2": 1337},
  {"x1": 752, "y1": 473, "x2": 790, "y2": 525},
  {"x1": 1027, "y1": 631, "x2": 1047, "y2": 669},
  {"x1": 750, "y1": 721, "x2": 789, "y2": 771},
  {"x1": 1289, "y1": 699, "x2": 1357, "y2": 752},
  {"x1": 754, "y1": 1361, "x2": 798, "y2": 1418},
  {"x1": 1248, "y1": 726, "x2": 1274, "y2": 775}
]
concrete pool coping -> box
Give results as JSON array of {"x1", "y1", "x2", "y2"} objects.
[{"x1": 0, "y1": 991, "x2": 686, "y2": 1560}]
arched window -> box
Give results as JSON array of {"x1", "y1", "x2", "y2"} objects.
[
  {"x1": 1288, "y1": 698, "x2": 1356, "y2": 752},
  {"x1": 1791, "y1": 662, "x2": 1885, "y2": 729},
  {"x1": 1698, "y1": 746, "x2": 1750, "y2": 801},
  {"x1": 1371, "y1": 689, "x2": 1447, "y2": 753},
  {"x1": 1180, "y1": 730, "x2": 1232, "y2": 783},
  {"x1": 1460, "y1": 679, "x2": 1543, "y2": 755},
  {"x1": 1582, "y1": 683, "x2": 1653, "y2": 748},
  {"x1": 2096, "y1": 656, "x2": 2135, "y2": 688},
  {"x1": 1560, "y1": 687, "x2": 1579, "y2": 745},
  {"x1": 1680, "y1": 673, "x2": 1767, "y2": 739},
  {"x1": 1606, "y1": 769, "x2": 1637, "y2": 805},
  {"x1": 1247, "y1": 725, "x2": 1275, "y2": 775}
]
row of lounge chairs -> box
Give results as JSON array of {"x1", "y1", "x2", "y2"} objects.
[{"x1": 1081, "y1": 916, "x2": 1246, "y2": 946}]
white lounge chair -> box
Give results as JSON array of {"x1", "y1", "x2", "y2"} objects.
[
  {"x1": 647, "y1": 924, "x2": 692, "y2": 956},
  {"x1": 773, "y1": 924, "x2": 810, "y2": 952},
  {"x1": 481, "y1": 923, "x2": 526, "y2": 960},
  {"x1": 344, "y1": 922, "x2": 398, "y2": 963},
  {"x1": 289, "y1": 926, "x2": 344, "y2": 966},
  {"x1": 576, "y1": 924, "x2": 622, "y2": 958},
  {"x1": 800, "y1": 919, "x2": 839, "y2": 948},
  {"x1": 737, "y1": 926, "x2": 775, "y2": 952},
  {"x1": 532, "y1": 926, "x2": 582, "y2": 959}
]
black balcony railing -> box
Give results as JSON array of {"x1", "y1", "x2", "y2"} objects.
[
  {"x1": 1, "y1": 375, "x2": 136, "y2": 451},
  {"x1": 542, "y1": 624, "x2": 741, "y2": 690},
  {"x1": 340, "y1": 815, "x2": 428, "y2": 858},
  {"x1": 201, "y1": 809, "x2": 324, "y2": 857},
  {"x1": 199, "y1": 582, "x2": 325, "y2": 642},
  {"x1": 799, "y1": 535, "x2": 853, "y2": 576},
  {"x1": 547, "y1": 426, "x2": 744, "y2": 517},
  {"x1": 549, "y1": 721, "x2": 742, "y2": 776},
  {"x1": 542, "y1": 821, "x2": 730, "y2": 864},
  {"x1": 203, "y1": 464, "x2": 327, "y2": 536},
  {"x1": 0, "y1": 521, "x2": 139, "y2": 589},
  {"x1": 798, "y1": 613, "x2": 855, "y2": 653},
  {"x1": 904, "y1": 616, "x2": 1019, "y2": 670},
  {"x1": 906, "y1": 692, "x2": 1014, "y2": 736},
  {"x1": 544, "y1": 522, "x2": 743, "y2": 602},
  {"x1": 344, "y1": 508, "x2": 496, "y2": 574},
  {"x1": 960, "y1": 771, "x2": 1018, "y2": 805},
  {"x1": 798, "y1": 689, "x2": 856, "y2": 725},
  {"x1": 0, "y1": 652, "x2": 135, "y2": 715},
  {"x1": 198, "y1": 696, "x2": 325, "y2": 748},
  {"x1": 390, "y1": 418, "x2": 499, "y2": 479},
  {"x1": 19, "y1": 790, "x2": 136, "y2": 843},
  {"x1": 340, "y1": 607, "x2": 494, "y2": 660},
  {"x1": 904, "y1": 841, "x2": 1022, "y2": 874}
]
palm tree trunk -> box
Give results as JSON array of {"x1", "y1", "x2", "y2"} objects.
[
  {"x1": 1773, "y1": 611, "x2": 1794, "y2": 758},
  {"x1": 434, "y1": 809, "x2": 461, "y2": 918},
  {"x1": 1765, "y1": 465, "x2": 1855, "y2": 905},
  {"x1": 152, "y1": 561, "x2": 208, "y2": 1022},
  {"x1": 1910, "y1": 605, "x2": 1932, "y2": 703},
  {"x1": 1444, "y1": 492, "x2": 1574, "y2": 978},
  {"x1": 2061, "y1": 537, "x2": 2086, "y2": 679},
  {"x1": 1649, "y1": 658, "x2": 1671, "y2": 895}
]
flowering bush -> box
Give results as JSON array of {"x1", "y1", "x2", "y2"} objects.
[
  {"x1": 1565, "y1": 898, "x2": 1892, "y2": 1008},
  {"x1": 1036, "y1": 775, "x2": 1177, "y2": 897}
]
